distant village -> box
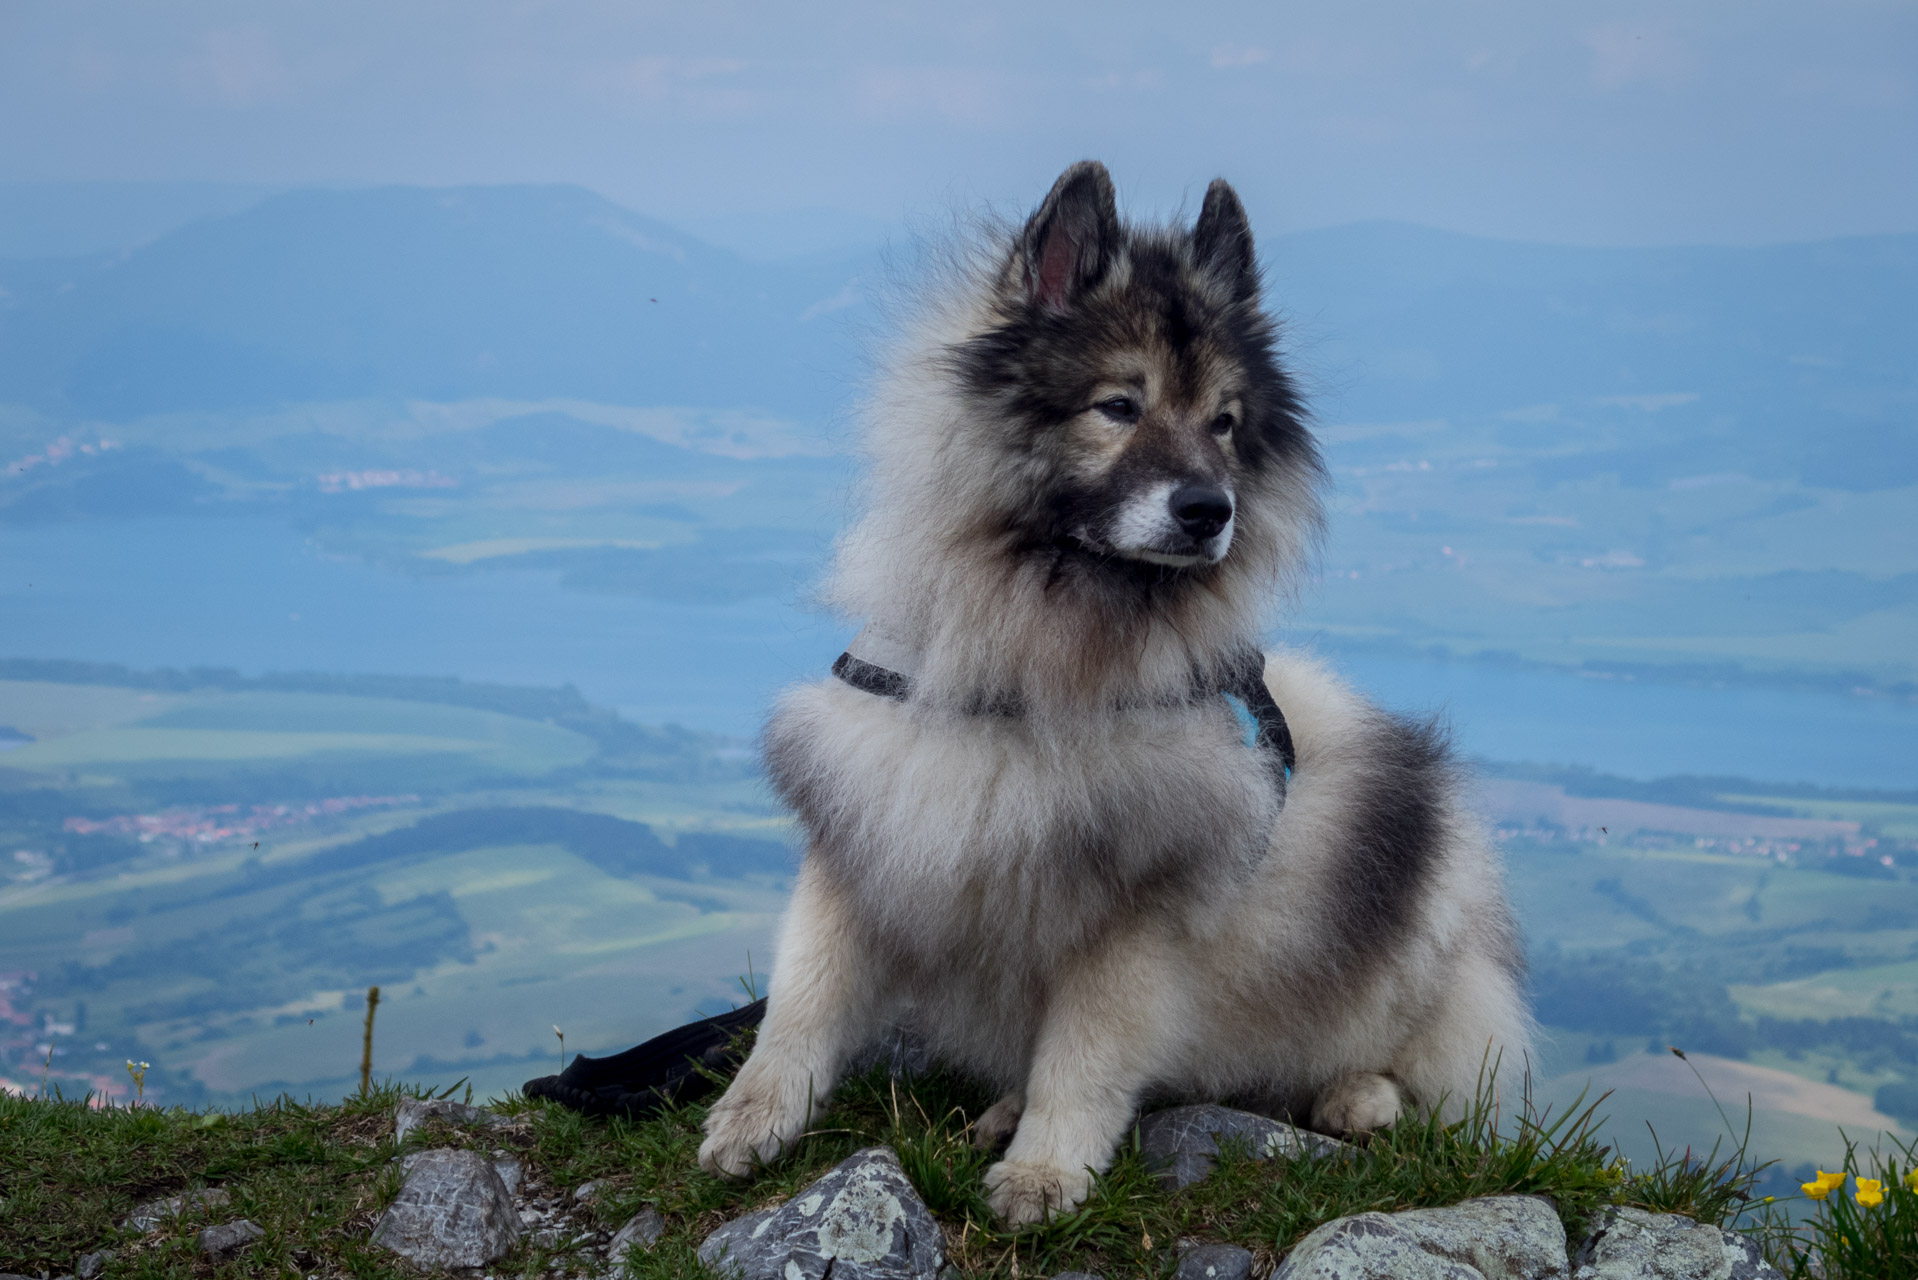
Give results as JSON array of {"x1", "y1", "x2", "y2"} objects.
[{"x1": 59, "y1": 793, "x2": 421, "y2": 852}]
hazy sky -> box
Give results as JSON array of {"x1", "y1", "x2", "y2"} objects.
[{"x1": 4, "y1": 0, "x2": 1915, "y2": 247}]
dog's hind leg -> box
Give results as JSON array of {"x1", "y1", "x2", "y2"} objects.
[
  {"x1": 983, "y1": 939, "x2": 1183, "y2": 1225},
  {"x1": 699, "y1": 862, "x2": 881, "y2": 1177},
  {"x1": 1310, "y1": 1072, "x2": 1403, "y2": 1138},
  {"x1": 971, "y1": 1089, "x2": 1025, "y2": 1150},
  {"x1": 1391, "y1": 942, "x2": 1535, "y2": 1124}
]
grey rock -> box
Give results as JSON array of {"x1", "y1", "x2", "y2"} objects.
[
  {"x1": 1050, "y1": 1273, "x2": 1104, "y2": 1280},
  {"x1": 393, "y1": 1097, "x2": 507, "y2": 1143},
  {"x1": 124, "y1": 1188, "x2": 231, "y2": 1231},
  {"x1": 1713, "y1": 1230, "x2": 1786, "y2": 1280},
  {"x1": 845, "y1": 1023, "x2": 935, "y2": 1081},
  {"x1": 606, "y1": 1208, "x2": 666, "y2": 1279},
  {"x1": 610, "y1": 1207, "x2": 666, "y2": 1253},
  {"x1": 370, "y1": 1147, "x2": 523, "y2": 1269},
  {"x1": 1572, "y1": 1208, "x2": 1783, "y2": 1280},
  {"x1": 1276, "y1": 1195, "x2": 1567, "y2": 1280},
  {"x1": 1139, "y1": 1104, "x2": 1344, "y2": 1190},
  {"x1": 75, "y1": 1251, "x2": 113, "y2": 1279},
  {"x1": 700, "y1": 1209, "x2": 781, "y2": 1275},
  {"x1": 697, "y1": 1147, "x2": 946, "y2": 1280},
  {"x1": 197, "y1": 1221, "x2": 264, "y2": 1257},
  {"x1": 1178, "y1": 1244, "x2": 1255, "y2": 1280},
  {"x1": 574, "y1": 1180, "x2": 605, "y2": 1203},
  {"x1": 492, "y1": 1155, "x2": 523, "y2": 1198}
]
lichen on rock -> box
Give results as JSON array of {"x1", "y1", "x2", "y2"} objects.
[{"x1": 698, "y1": 1147, "x2": 946, "y2": 1280}]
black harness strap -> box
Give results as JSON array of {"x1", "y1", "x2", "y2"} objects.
[
  {"x1": 833, "y1": 650, "x2": 1298, "y2": 780},
  {"x1": 831, "y1": 651, "x2": 913, "y2": 701}
]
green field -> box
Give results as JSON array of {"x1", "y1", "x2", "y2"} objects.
[
  {"x1": 4, "y1": 668, "x2": 1916, "y2": 1191},
  {"x1": 0, "y1": 670, "x2": 792, "y2": 1108}
]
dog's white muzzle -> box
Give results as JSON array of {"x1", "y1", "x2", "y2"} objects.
[{"x1": 1098, "y1": 480, "x2": 1235, "y2": 567}]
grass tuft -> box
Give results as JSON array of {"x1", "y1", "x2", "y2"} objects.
[
  {"x1": 1740, "y1": 1133, "x2": 1918, "y2": 1279},
  {"x1": 2, "y1": 1063, "x2": 1798, "y2": 1280}
]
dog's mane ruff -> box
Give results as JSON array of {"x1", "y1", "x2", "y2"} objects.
[{"x1": 824, "y1": 216, "x2": 1326, "y2": 725}]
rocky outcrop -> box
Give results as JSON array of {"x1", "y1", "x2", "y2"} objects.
[
  {"x1": 1275, "y1": 1195, "x2": 1569, "y2": 1279},
  {"x1": 1271, "y1": 1196, "x2": 1784, "y2": 1280},
  {"x1": 491, "y1": 1153, "x2": 524, "y2": 1197},
  {"x1": 845, "y1": 1023, "x2": 935, "y2": 1081},
  {"x1": 1177, "y1": 1242, "x2": 1256, "y2": 1280},
  {"x1": 78, "y1": 1105, "x2": 1778, "y2": 1280},
  {"x1": 122, "y1": 1188, "x2": 230, "y2": 1231},
  {"x1": 1571, "y1": 1208, "x2": 1782, "y2": 1280},
  {"x1": 393, "y1": 1096, "x2": 509, "y2": 1143},
  {"x1": 1138, "y1": 1104, "x2": 1345, "y2": 1190},
  {"x1": 370, "y1": 1148, "x2": 523, "y2": 1268},
  {"x1": 606, "y1": 1207, "x2": 667, "y2": 1280},
  {"x1": 698, "y1": 1148, "x2": 947, "y2": 1280},
  {"x1": 197, "y1": 1220, "x2": 264, "y2": 1258}
]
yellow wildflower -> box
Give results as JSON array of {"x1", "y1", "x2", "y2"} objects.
[
  {"x1": 1907, "y1": 1169, "x2": 1918, "y2": 1192},
  {"x1": 1856, "y1": 1178, "x2": 1884, "y2": 1207},
  {"x1": 1803, "y1": 1170, "x2": 1847, "y2": 1200}
]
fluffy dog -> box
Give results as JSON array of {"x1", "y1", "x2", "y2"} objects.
[{"x1": 698, "y1": 161, "x2": 1532, "y2": 1225}]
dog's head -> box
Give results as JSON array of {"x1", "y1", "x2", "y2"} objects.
[{"x1": 948, "y1": 161, "x2": 1317, "y2": 575}]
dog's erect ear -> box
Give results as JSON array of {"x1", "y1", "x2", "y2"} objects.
[
  {"x1": 1015, "y1": 161, "x2": 1119, "y2": 311},
  {"x1": 1192, "y1": 178, "x2": 1258, "y2": 301}
]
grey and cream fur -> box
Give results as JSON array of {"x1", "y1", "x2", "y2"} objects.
[{"x1": 698, "y1": 162, "x2": 1533, "y2": 1224}]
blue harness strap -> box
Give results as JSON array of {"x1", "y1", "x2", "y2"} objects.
[{"x1": 1224, "y1": 653, "x2": 1297, "y2": 779}]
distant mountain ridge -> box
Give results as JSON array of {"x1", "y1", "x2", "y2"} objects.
[
  {"x1": 0, "y1": 184, "x2": 877, "y2": 419},
  {"x1": 1, "y1": 186, "x2": 1911, "y2": 485}
]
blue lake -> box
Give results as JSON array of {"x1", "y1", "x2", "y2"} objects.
[{"x1": 5, "y1": 517, "x2": 1914, "y2": 790}]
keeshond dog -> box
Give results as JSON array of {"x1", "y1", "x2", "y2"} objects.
[{"x1": 698, "y1": 162, "x2": 1532, "y2": 1224}]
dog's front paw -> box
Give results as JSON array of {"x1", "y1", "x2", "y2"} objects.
[
  {"x1": 1311, "y1": 1072, "x2": 1403, "y2": 1138},
  {"x1": 983, "y1": 1158, "x2": 1090, "y2": 1226},
  {"x1": 698, "y1": 1069, "x2": 807, "y2": 1178}
]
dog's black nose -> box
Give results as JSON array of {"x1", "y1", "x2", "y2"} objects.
[{"x1": 1170, "y1": 484, "x2": 1233, "y2": 540}]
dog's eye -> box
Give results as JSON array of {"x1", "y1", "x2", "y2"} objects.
[
  {"x1": 1210, "y1": 412, "x2": 1236, "y2": 436},
  {"x1": 1095, "y1": 397, "x2": 1140, "y2": 424}
]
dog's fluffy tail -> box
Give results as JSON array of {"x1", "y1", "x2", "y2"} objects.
[{"x1": 1260, "y1": 645, "x2": 1536, "y2": 1120}]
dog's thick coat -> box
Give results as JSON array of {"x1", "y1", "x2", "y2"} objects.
[{"x1": 698, "y1": 163, "x2": 1532, "y2": 1224}]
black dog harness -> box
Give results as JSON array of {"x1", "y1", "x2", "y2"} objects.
[{"x1": 832, "y1": 647, "x2": 1297, "y2": 783}]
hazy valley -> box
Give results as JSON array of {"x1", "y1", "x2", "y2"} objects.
[{"x1": 2, "y1": 182, "x2": 1915, "y2": 1193}]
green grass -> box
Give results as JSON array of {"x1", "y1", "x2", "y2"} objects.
[
  {"x1": 1, "y1": 836, "x2": 785, "y2": 1108},
  {"x1": 5, "y1": 727, "x2": 596, "y2": 785},
  {"x1": 1732, "y1": 959, "x2": 1918, "y2": 1022},
  {"x1": 0, "y1": 679, "x2": 188, "y2": 739},
  {"x1": 1, "y1": 1061, "x2": 1782, "y2": 1280},
  {"x1": 1747, "y1": 1135, "x2": 1918, "y2": 1279},
  {"x1": 0, "y1": 685, "x2": 600, "y2": 793}
]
